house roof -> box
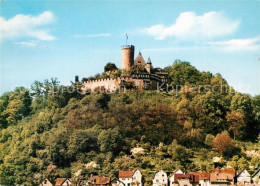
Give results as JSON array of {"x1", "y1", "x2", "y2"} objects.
[
  {"x1": 211, "y1": 168, "x2": 236, "y2": 177},
  {"x1": 210, "y1": 173, "x2": 234, "y2": 182},
  {"x1": 119, "y1": 170, "x2": 135, "y2": 178},
  {"x1": 252, "y1": 168, "x2": 260, "y2": 178},
  {"x1": 174, "y1": 174, "x2": 199, "y2": 183},
  {"x1": 111, "y1": 178, "x2": 125, "y2": 185},
  {"x1": 95, "y1": 177, "x2": 110, "y2": 184},
  {"x1": 55, "y1": 178, "x2": 67, "y2": 186},
  {"x1": 168, "y1": 169, "x2": 183, "y2": 179},
  {"x1": 134, "y1": 52, "x2": 146, "y2": 66},
  {"x1": 190, "y1": 172, "x2": 210, "y2": 180}
]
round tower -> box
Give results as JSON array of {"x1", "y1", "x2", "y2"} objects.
[{"x1": 121, "y1": 45, "x2": 135, "y2": 70}]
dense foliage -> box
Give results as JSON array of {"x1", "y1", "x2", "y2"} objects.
[{"x1": 0, "y1": 61, "x2": 259, "y2": 185}]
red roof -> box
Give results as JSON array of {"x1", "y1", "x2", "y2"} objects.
[
  {"x1": 89, "y1": 176, "x2": 110, "y2": 184},
  {"x1": 55, "y1": 178, "x2": 67, "y2": 186},
  {"x1": 211, "y1": 168, "x2": 235, "y2": 176},
  {"x1": 191, "y1": 172, "x2": 210, "y2": 180},
  {"x1": 174, "y1": 174, "x2": 199, "y2": 183},
  {"x1": 210, "y1": 168, "x2": 235, "y2": 182},
  {"x1": 118, "y1": 170, "x2": 134, "y2": 178}
]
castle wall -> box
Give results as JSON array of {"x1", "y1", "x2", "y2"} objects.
[{"x1": 82, "y1": 77, "x2": 149, "y2": 93}]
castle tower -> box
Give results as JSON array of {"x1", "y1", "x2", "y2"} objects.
[
  {"x1": 121, "y1": 45, "x2": 135, "y2": 70},
  {"x1": 145, "y1": 57, "x2": 152, "y2": 74}
]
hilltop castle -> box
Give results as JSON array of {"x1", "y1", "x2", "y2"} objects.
[{"x1": 82, "y1": 45, "x2": 168, "y2": 92}]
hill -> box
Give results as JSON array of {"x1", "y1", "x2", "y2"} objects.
[{"x1": 0, "y1": 61, "x2": 259, "y2": 185}]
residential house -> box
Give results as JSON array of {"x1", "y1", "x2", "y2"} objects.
[
  {"x1": 118, "y1": 169, "x2": 142, "y2": 186},
  {"x1": 40, "y1": 178, "x2": 53, "y2": 186},
  {"x1": 55, "y1": 178, "x2": 72, "y2": 186},
  {"x1": 190, "y1": 171, "x2": 210, "y2": 186},
  {"x1": 210, "y1": 168, "x2": 235, "y2": 186},
  {"x1": 252, "y1": 168, "x2": 260, "y2": 184},
  {"x1": 169, "y1": 169, "x2": 183, "y2": 186},
  {"x1": 88, "y1": 175, "x2": 110, "y2": 185},
  {"x1": 173, "y1": 174, "x2": 199, "y2": 186},
  {"x1": 236, "y1": 169, "x2": 251, "y2": 184},
  {"x1": 153, "y1": 169, "x2": 168, "y2": 186},
  {"x1": 111, "y1": 178, "x2": 125, "y2": 186}
]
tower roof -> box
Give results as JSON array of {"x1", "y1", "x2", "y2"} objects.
[{"x1": 147, "y1": 57, "x2": 152, "y2": 64}]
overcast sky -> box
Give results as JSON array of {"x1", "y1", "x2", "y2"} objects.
[{"x1": 0, "y1": 0, "x2": 259, "y2": 96}]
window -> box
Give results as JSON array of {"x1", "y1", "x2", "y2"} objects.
[{"x1": 156, "y1": 179, "x2": 159, "y2": 183}]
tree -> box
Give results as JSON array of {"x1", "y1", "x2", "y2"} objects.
[
  {"x1": 211, "y1": 131, "x2": 233, "y2": 157},
  {"x1": 167, "y1": 60, "x2": 201, "y2": 86},
  {"x1": 1, "y1": 87, "x2": 31, "y2": 125},
  {"x1": 98, "y1": 127, "x2": 122, "y2": 154},
  {"x1": 226, "y1": 111, "x2": 245, "y2": 140},
  {"x1": 104, "y1": 62, "x2": 118, "y2": 72}
]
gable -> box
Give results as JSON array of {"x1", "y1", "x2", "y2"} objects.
[
  {"x1": 133, "y1": 169, "x2": 142, "y2": 177},
  {"x1": 237, "y1": 169, "x2": 250, "y2": 177},
  {"x1": 134, "y1": 53, "x2": 146, "y2": 66}
]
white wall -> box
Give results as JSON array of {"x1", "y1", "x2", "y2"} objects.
[{"x1": 153, "y1": 170, "x2": 168, "y2": 186}]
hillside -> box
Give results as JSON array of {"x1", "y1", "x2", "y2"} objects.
[{"x1": 0, "y1": 61, "x2": 259, "y2": 185}]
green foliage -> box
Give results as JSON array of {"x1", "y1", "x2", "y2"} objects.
[
  {"x1": 0, "y1": 62, "x2": 259, "y2": 184},
  {"x1": 104, "y1": 62, "x2": 118, "y2": 72}
]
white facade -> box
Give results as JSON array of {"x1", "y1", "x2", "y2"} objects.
[
  {"x1": 169, "y1": 169, "x2": 183, "y2": 186},
  {"x1": 198, "y1": 179, "x2": 210, "y2": 186},
  {"x1": 153, "y1": 170, "x2": 168, "y2": 186},
  {"x1": 61, "y1": 179, "x2": 72, "y2": 186},
  {"x1": 119, "y1": 170, "x2": 142, "y2": 186},
  {"x1": 237, "y1": 169, "x2": 251, "y2": 184},
  {"x1": 40, "y1": 178, "x2": 53, "y2": 186}
]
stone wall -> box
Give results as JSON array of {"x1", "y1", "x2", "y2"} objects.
[{"x1": 82, "y1": 77, "x2": 145, "y2": 93}]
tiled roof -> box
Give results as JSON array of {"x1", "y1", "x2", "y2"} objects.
[
  {"x1": 210, "y1": 168, "x2": 235, "y2": 183},
  {"x1": 55, "y1": 178, "x2": 67, "y2": 186},
  {"x1": 191, "y1": 172, "x2": 210, "y2": 180},
  {"x1": 174, "y1": 174, "x2": 199, "y2": 183},
  {"x1": 118, "y1": 170, "x2": 134, "y2": 178},
  {"x1": 134, "y1": 52, "x2": 146, "y2": 66},
  {"x1": 211, "y1": 168, "x2": 235, "y2": 176},
  {"x1": 95, "y1": 177, "x2": 110, "y2": 184},
  {"x1": 210, "y1": 173, "x2": 234, "y2": 182}
]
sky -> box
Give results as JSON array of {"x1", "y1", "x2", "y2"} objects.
[{"x1": 0, "y1": 0, "x2": 259, "y2": 96}]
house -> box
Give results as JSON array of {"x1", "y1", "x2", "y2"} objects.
[
  {"x1": 252, "y1": 168, "x2": 260, "y2": 184},
  {"x1": 111, "y1": 178, "x2": 125, "y2": 186},
  {"x1": 236, "y1": 169, "x2": 251, "y2": 184},
  {"x1": 190, "y1": 171, "x2": 210, "y2": 186},
  {"x1": 40, "y1": 178, "x2": 53, "y2": 186},
  {"x1": 118, "y1": 169, "x2": 142, "y2": 186},
  {"x1": 210, "y1": 168, "x2": 235, "y2": 186},
  {"x1": 88, "y1": 175, "x2": 111, "y2": 185},
  {"x1": 169, "y1": 169, "x2": 183, "y2": 186},
  {"x1": 55, "y1": 178, "x2": 72, "y2": 186},
  {"x1": 153, "y1": 169, "x2": 168, "y2": 186},
  {"x1": 173, "y1": 174, "x2": 199, "y2": 186}
]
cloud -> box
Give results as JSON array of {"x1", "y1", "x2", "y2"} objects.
[
  {"x1": 208, "y1": 36, "x2": 260, "y2": 51},
  {"x1": 141, "y1": 11, "x2": 240, "y2": 40},
  {"x1": 0, "y1": 11, "x2": 56, "y2": 41},
  {"x1": 14, "y1": 40, "x2": 40, "y2": 47},
  {"x1": 73, "y1": 33, "x2": 111, "y2": 38}
]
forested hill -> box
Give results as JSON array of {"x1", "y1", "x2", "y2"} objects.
[{"x1": 0, "y1": 61, "x2": 259, "y2": 185}]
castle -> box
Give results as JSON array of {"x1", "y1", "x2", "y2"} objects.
[{"x1": 82, "y1": 45, "x2": 169, "y2": 92}]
